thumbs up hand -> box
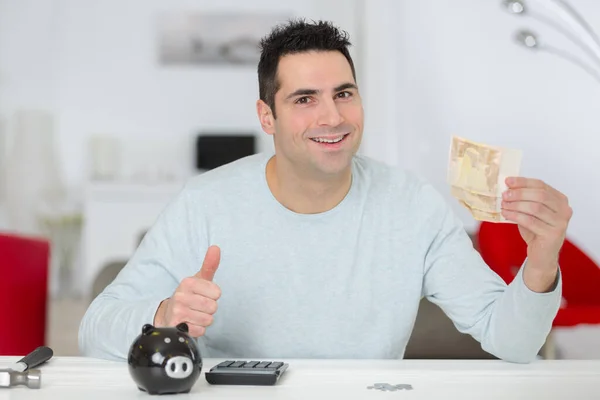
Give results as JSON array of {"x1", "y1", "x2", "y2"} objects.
[{"x1": 154, "y1": 245, "x2": 222, "y2": 337}]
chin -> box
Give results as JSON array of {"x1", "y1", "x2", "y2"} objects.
[{"x1": 313, "y1": 157, "x2": 354, "y2": 177}]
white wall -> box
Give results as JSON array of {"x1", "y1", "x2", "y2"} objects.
[
  {"x1": 360, "y1": 0, "x2": 600, "y2": 359},
  {"x1": 362, "y1": 0, "x2": 600, "y2": 261},
  {"x1": 0, "y1": 0, "x2": 361, "y2": 187}
]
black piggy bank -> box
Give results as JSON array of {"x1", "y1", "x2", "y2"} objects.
[{"x1": 128, "y1": 323, "x2": 202, "y2": 395}]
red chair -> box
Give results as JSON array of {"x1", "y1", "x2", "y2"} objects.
[
  {"x1": 476, "y1": 222, "x2": 600, "y2": 358},
  {"x1": 0, "y1": 232, "x2": 51, "y2": 355}
]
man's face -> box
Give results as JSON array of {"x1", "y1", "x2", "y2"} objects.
[{"x1": 258, "y1": 50, "x2": 364, "y2": 178}]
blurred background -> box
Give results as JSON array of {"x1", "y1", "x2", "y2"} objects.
[{"x1": 0, "y1": 0, "x2": 598, "y2": 359}]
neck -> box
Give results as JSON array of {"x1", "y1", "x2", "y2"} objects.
[{"x1": 266, "y1": 155, "x2": 353, "y2": 214}]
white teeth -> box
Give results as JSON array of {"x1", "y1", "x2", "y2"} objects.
[{"x1": 311, "y1": 135, "x2": 345, "y2": 144}]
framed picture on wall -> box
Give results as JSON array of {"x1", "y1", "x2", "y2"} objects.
[{"x1": 157, "y1": 11, "x2": 292, "y2": 66}]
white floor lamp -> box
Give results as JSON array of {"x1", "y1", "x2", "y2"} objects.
[{"x1": 502, "y1": 0, "x2": 600, "y2": 83}]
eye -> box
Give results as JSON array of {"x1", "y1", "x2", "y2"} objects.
[
  {"x1": 164, "y1": 337, "x2": 171, "y2": 344},
  {"x1": 295, "y1": 96, "x2": 311, "y2": 104},
  {"x1": 179, "y1": 337, "x2": 185, "y2": 343},
  {"x1": 336, "y1": 91, "x2": 352, "y2": 99}
]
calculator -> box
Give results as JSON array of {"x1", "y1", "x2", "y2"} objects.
[{"x1": 205, "y1": 360, "x2": 289, "y2": 386}]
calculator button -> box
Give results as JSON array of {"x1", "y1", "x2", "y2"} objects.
[
  {"x1": 215, "y1": 361, "x2": 235, "y2": 368},
  {"x1": 267, "y1": 362, "x2": 283, "y2": 369},
  {"x1": 229, "y1": 361, "x2": 246, "y2": 368},
  {"x1": 243, "y1": 361, "x2": 260, "y2": 368},
  {"x1": 255, "y1": 361, "x2": 271, "y2": 368}
]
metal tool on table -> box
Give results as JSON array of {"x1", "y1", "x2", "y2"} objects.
[{"x1": 0, "y1": 346, "x2": 54, "y2": 389}]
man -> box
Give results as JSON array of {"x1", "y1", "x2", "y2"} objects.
[{"x1": 79, "y1": 19, "x2": 572, "y2": 363}]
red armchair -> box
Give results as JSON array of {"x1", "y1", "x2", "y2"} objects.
[
  {"x1": 0, "y1": 232, "x2": 51, "y2": 355},
  {"x1": 476, "y1": 221, "x2": 600, "y2": 358}
]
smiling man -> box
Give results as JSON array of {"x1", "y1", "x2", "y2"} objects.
[
  {"x1": 79, "y1": 19, "x2": 572, "y2": 363},
  {"x1": 259, "y1": 46, "x2": 363, "y2": 215}
]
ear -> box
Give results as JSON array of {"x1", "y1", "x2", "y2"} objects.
[
  {"x1": 142, "y1": 324, "x2": 154, "y2": 335},
  {"x1": 176, "y1": 322, "x2": 189, "y2": 333},
  {"x1": 256, "y1": 99, "x2": 275, "y2": 135}
]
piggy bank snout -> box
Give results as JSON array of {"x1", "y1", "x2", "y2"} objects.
[{"x1": 165, "y1": 356, "x2": 194, "y2": 379}]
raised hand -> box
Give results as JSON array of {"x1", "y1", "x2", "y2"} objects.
[
  {"x1": 501, "y1": 177, "x2": 573, "y2": 291},
  {"x1": 154, "y1": 245, "x2": 222, "y2": 337}
]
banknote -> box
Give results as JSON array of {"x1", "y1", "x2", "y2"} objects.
[{"x1": 447, "y1": 136, "x2": 522, "y2": 223}]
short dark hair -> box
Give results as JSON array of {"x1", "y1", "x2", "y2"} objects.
[{"x1": 257, "y1": 19, "x2": 356, "y2": 118}]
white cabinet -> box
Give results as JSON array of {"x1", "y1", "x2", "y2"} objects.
[{"x1": 79, "y1": 181, "x2": 185, "y2": 300}]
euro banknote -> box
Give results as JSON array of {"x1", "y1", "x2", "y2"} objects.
[{"x1": 447, "y1": 136, "x2": 522, "y2": 223}]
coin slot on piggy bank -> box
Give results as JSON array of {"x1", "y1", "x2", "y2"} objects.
[{"x1": 128, "y1": 323, "x2": 202, "y2": 395}]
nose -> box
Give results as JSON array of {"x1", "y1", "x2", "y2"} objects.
[
  {"x1": 164, "y1": 356, "x2": 193, "y2": 379},
  {"x1": 317, "y1": 98, "x2": 343, "y2": 127}
]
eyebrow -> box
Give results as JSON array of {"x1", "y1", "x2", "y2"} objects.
[
  {"x1": 334, "y1": 82, "x2": 358, "y2": 92},
  {"x1": 285, "y1": 82, "x2": 358, "y2": 101}
]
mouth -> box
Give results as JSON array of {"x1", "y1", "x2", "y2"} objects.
[{"x1": 309, "y1": 133, "x2": 350, "y2": 148}]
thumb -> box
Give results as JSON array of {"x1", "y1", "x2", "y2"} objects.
[{"x1": 196, "y1": 245, "x2": 221, "y2": 281}]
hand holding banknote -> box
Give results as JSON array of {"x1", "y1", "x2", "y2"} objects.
[
  {"x1": 448, "y1": 136, "x2": 573, "y2": 292},
  {"x1": 501, "y1": 176, "x2": 573, "y2": 266}
]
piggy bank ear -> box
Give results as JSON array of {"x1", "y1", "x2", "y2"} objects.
[
  {"x1": 176, "y1": 322, "x2": 189, "y2": 333},
  {"x1": 142, "y1": 324, "x2": 155, "y2": 335}
]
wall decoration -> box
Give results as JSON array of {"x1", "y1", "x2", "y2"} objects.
[{"x1": 157, "y1": 11, "x2": 292, "y2": 66}]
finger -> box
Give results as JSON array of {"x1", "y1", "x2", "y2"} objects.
[
  {"x1": 502, "y1": 188, "x2": 560, "y2": 213},
  {"x1": 196, "y1": 245, "x2": 221, "y2": 282},
  {"x1": 169, "y1": 299, "x2": 215, "y2": 328},
  {"x1": 185, "y1": 294, "x2": 218, "y2": 315},
  {"x1": 501, "y1": 209, "x2": 549, "y2": 236},
  {"x1": 186, "y1": 324, "x2": 207, "y2": 338},
  {"x1": 543, "y1": 184, "x2": 568, "y2": 204},
  {"x1": 193, "y1": 279, "x2": 221, "y2": 300},
  {"x1": 506, "y1": 177, "x2": 567, "y2": 203},
  {"x1": 183, "y1": 311, "x2": 214, "y2": 328},
  {"x1": 505, "y1": 177, "x2": 546, "y2": 189},
  {"x1": 178, "y1": 278, "x2": 221, "y2": 300},
  {"x1": 501, "y1": 200, "x2": 558, "y2": 227}
]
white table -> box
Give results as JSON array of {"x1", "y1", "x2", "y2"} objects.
[{"x1": 1, "y1": 357, "x2": 599, "y2": 399}]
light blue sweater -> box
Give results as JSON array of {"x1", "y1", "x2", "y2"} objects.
[{"x1": 78, "y1": 152, "x2": 561, "y2": 362}]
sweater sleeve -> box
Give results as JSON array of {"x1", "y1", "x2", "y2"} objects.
[
  {"x1": 419, "y1": 183, "x2": 562, "y2": 363},
  {"x1": 78, "y1": 187, "x2": 207, "y2": 361}
]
